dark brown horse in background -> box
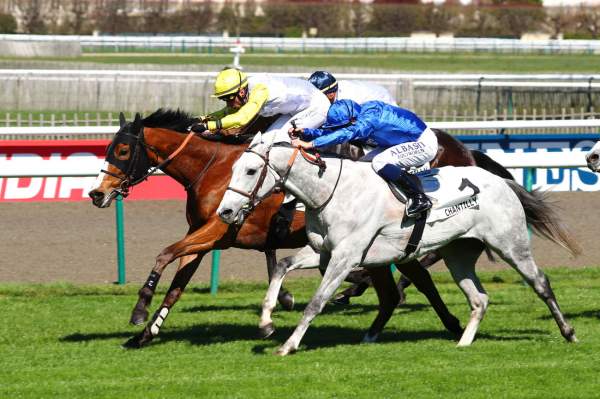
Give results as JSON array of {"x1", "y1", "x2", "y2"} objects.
[{"x1": 89, "y1": 109, "x2": 510, "y2": 348}]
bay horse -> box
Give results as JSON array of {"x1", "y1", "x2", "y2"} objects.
[
  {"x1": 217, "y1": 133, "x2": 580, "y2": 355},
  {"x1": 89, "y1": 108, "x2": 507, "y2": 349}
]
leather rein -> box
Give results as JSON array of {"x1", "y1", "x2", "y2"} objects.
[{"x1": 226, "y1": 143, "x2": 343, "y2": 220}]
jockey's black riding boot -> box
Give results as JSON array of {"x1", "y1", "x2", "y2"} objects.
[
  {"x1": 395, "y1": 172, "x2": 432, "y2": 217},
  {"x1": 273, "y1": 199, "x2": 297, "y2": 241}
]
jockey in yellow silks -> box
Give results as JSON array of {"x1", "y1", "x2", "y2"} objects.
[
  {"x1": 193, "y1": 68, "x2": 330, "y2": 237},
  {"x1": 194, "y1": 68, "x2": 330, "y2": 141}
]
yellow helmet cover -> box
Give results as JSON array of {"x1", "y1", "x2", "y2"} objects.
[{"x1": 213, "y1": 68, "x2": 248, "y2": 98}]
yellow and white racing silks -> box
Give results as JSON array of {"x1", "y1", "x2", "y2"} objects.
[
  {"x1": 335, "y1": 80, "x2": 397, "y2": 106},
  {"x1": 206, "y1": 75, "x2": 330, "y2": 141}
]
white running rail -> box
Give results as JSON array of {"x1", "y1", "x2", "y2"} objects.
[
  {"x1": 2, "y1": 120, "x2": 600, "y2": 136},
  {"x1": 2, "y1": 34, "x2": 600, "y2": 54}
]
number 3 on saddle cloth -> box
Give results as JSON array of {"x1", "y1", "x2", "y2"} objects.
[
  {"x1": 384, "y1": 166, "x2": 482, "y2": 256},
  {"x1": 389, "y1": 166, "x2": 482, "y2": 223}
]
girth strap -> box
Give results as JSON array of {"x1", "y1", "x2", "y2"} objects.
[{"x1": 404, "y1": 213, "x2": 426, "y2": 256}]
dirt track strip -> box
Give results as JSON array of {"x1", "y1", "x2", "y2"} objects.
[{"x1": 0, "y1": 192, "x2": 596, "y2": 284}]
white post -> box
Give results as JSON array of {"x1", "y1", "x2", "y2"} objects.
[{"x1": 229, "y1": 39, "x2": 245, "y2": 69}]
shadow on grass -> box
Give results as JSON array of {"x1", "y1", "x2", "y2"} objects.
[
  {"x1": 538, "y1": 309, "x2": 600, "y2": 320},
  {"x1": 60, "y1": 324, "x2": 263, "y2": 346},
  {"x1": 181, "y1": 302, "x2": 430, "y2": 315},
  {"x1": 60, "y1": 321, "x2": 545, "y2": 353},
  {"x1": 61, "y1": 331, "x2": 137, "y2": 342},
  {"x1": 252, "y1": 327, "x2": 545, "y2": 354}
]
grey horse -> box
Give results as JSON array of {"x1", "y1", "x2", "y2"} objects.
[
  {"x1": 586, "y1": 140, "x2": 600, "y2": 172},
  {"x1": 217, "y1": 133, "x2": 580, "y2": 355}
]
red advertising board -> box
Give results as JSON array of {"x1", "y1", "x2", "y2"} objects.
[{"x1": 0, "y1": 140, "x2": 186, "y2": 202}]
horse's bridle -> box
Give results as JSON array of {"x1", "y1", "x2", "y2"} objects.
[
  {"x1": 225, "y1": 146, "x2": 279, "y2": 221},
  {"x1": 226, "y1": 143, "x2": 340, "y2": 223},
  {"x1": 102, "y1": 124, "x2": 197, "y2": 198}
]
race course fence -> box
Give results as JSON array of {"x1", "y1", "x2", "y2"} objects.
[
  {"x1": 2, "y1": 70, "x2": 600, "y2": 124},
  {"x1": 3, "y1": 34, "x2": 600, "y2": 55}
]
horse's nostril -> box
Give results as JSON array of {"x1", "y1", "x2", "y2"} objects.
[
  {"x1": 89, "y1": 190, "x2": 105, "y2": 204},
  {"x1": 589, "y1": 154, "x2": 599, "y2": 163},
  {"x1": 219, "y1": 208, "x2": 233, "y2": 217}
]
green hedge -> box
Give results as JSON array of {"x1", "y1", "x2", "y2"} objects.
[
  {"x1": 8, "y1": 2, "x2": 593, "y2": 40},
  {"x1": 0, "y1": 13, "x2": 17, "y2": 34}
]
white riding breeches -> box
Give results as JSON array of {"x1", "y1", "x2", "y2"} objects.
[{"x1": 368, "y1": 127, "x2": 438, "y2": 174}]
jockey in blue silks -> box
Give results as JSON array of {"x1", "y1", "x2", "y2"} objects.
[{"x1": 289, "y1": 99, "x2": 438, "y2": 217}]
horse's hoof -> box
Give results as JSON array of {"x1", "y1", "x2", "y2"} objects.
[
  {"x1": 275, "y1": 345, "x2": 295, "y2": 356},
  {"x1": 122, "y1": 334, "x2": 144, "y2": 349},
  {"x1": 130, "y1": 308, "x2": 149, "y2": 326},
  {"x1": 443, "y1": 315, "x2": 463, "y2": 338},
  {"x1": 561, "y1": 326, "x2": 578, "y2": 343},
  {"x1": 452, "y1": 328, "x2": 465, "y2": 340},
  {"x1": 397, "y1": 290, "x2": 407, "y2": 306},
  {"x1": 362, "y1": 333, "x2": 379, "y2": 343},
  {"x1": 332, "y1": 295, "x2": 350, "y2": 306},
  {"x1": 278, "y1": 292, "x2": 295, "y2": 311},
  {"x1": 122, "y1": 331, "x2": 152, "y2": 349},
  {"x1": 259, "y1": 323, "x2": 275, "y2": 339}
]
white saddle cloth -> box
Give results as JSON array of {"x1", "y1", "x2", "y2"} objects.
[
  {"x1": 419, "y1": 167, "x2": 481, "y2": 223},
  {"x1": 288, "y1": 166, "x2": 480, "y2": 220}
]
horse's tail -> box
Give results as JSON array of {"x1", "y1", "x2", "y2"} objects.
[
  {"x1": 505, "y1": 179, "x2": 582, "y2": 257},
  {"x1": 472, "y1": 150, "x2": 515, "y2": 180}
]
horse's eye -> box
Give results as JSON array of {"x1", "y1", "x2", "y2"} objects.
[
  {"x1": 247, "y1": 169, "x2": 257, "y2": 176},
  {"x1": 119, "y1": 148, "x2": 129, "y2": 156}
]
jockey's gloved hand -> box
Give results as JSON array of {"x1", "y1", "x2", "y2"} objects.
[
  {"x1": 288, "y1": 127, "x2": 303, "y2": 139},
  {"x1": 189, "y1": 122, "x2": 208, "y2": 133}
]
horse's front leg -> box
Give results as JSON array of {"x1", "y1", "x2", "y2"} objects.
[
  {"x1": 130, "y1": 253, "x2": 197, "y2": 326},
  {"x1": 276, "y1": 246, "x2": 360, "y2": 356},
  {"x1": 396, "y1": 259, "x2": 462, "y2": 337},
  {"x1": 129, "y1": 218, "x2": 228, "y2": 326},
  {"x1": 265, "y1": 249, "x2": 295, "y2": 311},
  {"x1": 259, "y1": 245, "x2": 320, "y2": 338},
  {"x1": 124, "y1": 252, "x2": 206, "y2": 349},
  {"x1": 396, "y1": 251, "x2": 442, "y2": 305},
  {"x1": 362, "y1": 266, "x2": 400, "y2": 343}
]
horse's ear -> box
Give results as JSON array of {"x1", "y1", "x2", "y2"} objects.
[
  {"x1": 119, "y1": 112, "x2": 126, "y2": 128},
  {"x1": 131, "y1": 112, "x2": 142, "y2": 133},
  {"x1": 249, "y1": 131, "x2": 263, "y2": 148},
  {"x1": 270, "y1": 129, "x2": 290, "y2": 145}
]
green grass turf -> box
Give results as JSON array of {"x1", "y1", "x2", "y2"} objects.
[
  {"x1": 1, "y1": 267, "x2": 599, "y2": 398},
  {"x1": 2, "y1": 51, "x2": 600, "y2": 73}
]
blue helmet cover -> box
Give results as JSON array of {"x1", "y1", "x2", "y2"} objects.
[
  {"x1": 308, "y1": 70, "x2": 338, "y2": 94},
  {"x1": 321, "y1": 99, "x2": 362, "y2": 130}
]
